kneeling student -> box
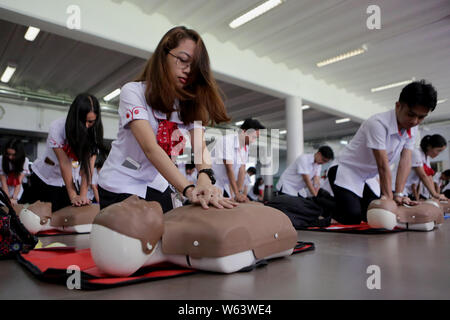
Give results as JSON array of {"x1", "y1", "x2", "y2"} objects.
[
  {"x1": 276, "y1": 146, "x2": 334, "y2": 198},
  {"x1": 402, "y1": 134, "x2": 447, "y2": 201},
  {"x1": 328, "y1": 80, "x2": 438, "y2": 224}
]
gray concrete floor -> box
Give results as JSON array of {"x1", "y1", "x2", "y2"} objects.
[{"x1": 1, "y1": 221, "x2": 449, "y2": 300}]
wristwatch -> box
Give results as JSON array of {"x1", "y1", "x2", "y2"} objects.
[
  {"x1": 197, "y1": 168, "x2": 216, "y2": 185},
  {"x1": 393, "y1": 192, "x2": 405, "y2": 198}
]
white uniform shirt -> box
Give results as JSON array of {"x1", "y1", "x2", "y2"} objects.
[
  {"x1": 403, "y1": 148, "x2": 429, "y2": 195},
  {"x1": 32, "y1": 117, "x2": 75, "y2": 187},
  {"x1": 419, "y1": 172, "x2": 440, "y2": 199},
  {"x1": 0, "y1": 156, "x2": 30, "y2": 199},
  {"x1": 211, "y1": 133, "x2": 249, "y2": 196},
  {"x1": 67, "y1": 160, "x2": 97, "y2": 200},
  {"x1": 185, "y1": 170, "x2": 198, "y2": 185},
  {"x1": 334, "y1": 109, "x2": 417, "y2": 197},
  {"x1": 244, "y1": 173, "x2": 251, "y2": 189},
  {"x1": 276, "y1": 153, "x2": 321, "y2": 197},
  {"x1": 98, "y1": 82, "x2": 200, "y2": 198}
]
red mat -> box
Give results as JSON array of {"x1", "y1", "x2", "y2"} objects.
[
  {"x1": 17, "y1": 241, "x2": 314, "y2": 290},
  {"x1": 36, "y1": 230, "x2": 89, "y2": 237},
  {"x1": 301, "y1": 222, "x2": 404, "y2": 234}
]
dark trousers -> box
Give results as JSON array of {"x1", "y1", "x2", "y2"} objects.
[
  {"x1": 277, "y1": 187, "x2": 304, "y2": 198},
  {"x1": 327, "y1": 165, "x2": 379, "y2": 225},
  {"x1": 444, "y1": 190, "x2": 450, "y2": 199},
  {"x1": 98, "y1": 185, "x2": 174, "y2": 213},
  {"x1": 19, "y1": 173, "x2": 71, "y2": 212}
]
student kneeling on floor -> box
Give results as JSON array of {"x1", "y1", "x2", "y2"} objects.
[
  {"x1": 276, "y1": 146, "x2": 334, "y2": 198},
  {"x1": 328, "y1": 80, "x2": 438, "y2": 225}
]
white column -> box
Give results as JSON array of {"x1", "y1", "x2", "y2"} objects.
[{"x1": 285, "y1": 96, "x2": 304, "y2": 166}]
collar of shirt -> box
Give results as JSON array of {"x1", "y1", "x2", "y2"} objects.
[
  {"x1": 387, "y1": 109, "x2": 412, "y2": 138},
  {"x1": 152, "y1": 101, "x2": 183, "y2": 124}
]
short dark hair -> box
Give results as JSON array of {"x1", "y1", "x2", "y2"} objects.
[
  {"x1": 399, "y1": 80, "x2": 437, "y2": 112},
  {"x1": 185, "y1": 163, "x2": 196, "y2": 171},
  {"x1": 442, "y1": 169, "x2": 450, "y2": 177},
  {"x1": 318, "y1": 145, "x2": 334, "y2": 160},
  {"x1": 247, "y1": 167, "x2": 257, "y2": 175},
  {"x1": 240, "y1": 118, "x2": 265, "y2": 131},
  {"x1": 420, "y1": 134, "x2": 447, "y2": 154}
]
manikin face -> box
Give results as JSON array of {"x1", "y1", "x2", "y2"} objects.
[
  {"x1": 167, "y1": 39, "x2": 196, "y2": 89},
  {"x1": 395, "y1": 102, "x2": 429, "y2": 130},
  {"x1": 86, "y1": 111, "x2": 97, "y2": 128}
]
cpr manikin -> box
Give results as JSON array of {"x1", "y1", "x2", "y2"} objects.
[
  {"x1": 367, "y1": 198, "x2": 444, "y2": 231},
  {"x1": 18, "y1": 201, "x2": 100, "y2": 234},
  {"x1": 90, "y1": 196, "x2": 298, "y2": 277}
]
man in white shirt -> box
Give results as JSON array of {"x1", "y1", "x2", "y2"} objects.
[
  {"x1": 211, "y1": 119, "x2": 265, "y2": 202},
  {"x1": 276, "y1": 146, "x2": 334, "y2": 198},
  {"x1": 328, "y1": 80, "x2": 438, "y2": 224}
]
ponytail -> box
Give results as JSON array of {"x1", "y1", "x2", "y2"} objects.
[{"x1": 420, "y1": 134, "x2": 447, "y2": 154}]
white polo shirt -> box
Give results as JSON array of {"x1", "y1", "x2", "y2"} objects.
[
  {"x1": 211, "y1": 133, "x2": 249, "y2": 196},
  {"x1": 98, "y1": 81, "x2": 200, "y2": 198},
  {"x1": 276, "y1": 153, "x2": 321, "y2": 197},
  {"x1": 334, "y1": 109, "x2": 417, "y2": 197},
  {"x1": 403, "y1": 148, "x2": 429, "y2": 195},
  {"x1": 0, "y1": 156, "x2": 30, "y2": 199},
  {"x1": 32, "y1": 117, "x2": 75, "y2": 187}
]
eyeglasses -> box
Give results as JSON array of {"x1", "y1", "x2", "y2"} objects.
[{"x1": 168, "y1": 52, "x2": 191, "y2": 70}]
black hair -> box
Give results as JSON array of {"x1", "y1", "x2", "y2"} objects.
[
  {"x1": 443, "y1": 169, "x2": 450, "y2": 177},
  {"x1": 65, "y1": 93, "x2": 106, "y2": 182},
  {"x1": 185, "y1": 163, "x2": 196, "y2": 171},
  {"x1": 253, "y1": 177, "x2": 264, "y2": 196},
  {"x1": 247, "y1": 167, "x2": 257, "y2": 175},
  {"x1": 240, "y1": 118, "x2": 265, "y2": 131},
  {"x1": 399, "y1": 80, "x2": 437, "y2": 112},
  {"x1": 95, "y1": 146, "x2": 110, "y2": 169},
  {"x1": 318, "y1": 145, "x2": 334, "y2": 160},
  {"x1": 420, "y1": 134, "x2": 447, "y2": 155},
  {"x1": 2, "y1": 138, "x2": 26, "y2": 176}
]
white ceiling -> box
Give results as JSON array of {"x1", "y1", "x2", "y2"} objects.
[{"x1": 0, "y1": 0, "x2": 449, "y2": 142}]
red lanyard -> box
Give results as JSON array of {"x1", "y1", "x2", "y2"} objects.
[
  {"x1": 423, "y1": 163, "x2": 435, "y2": 176},
  {"x1": 154, "y1": 112, "x2": 185, "y2": 157},
  {"x1": 7, "y1": 173, "x2": 20, "y2": 186},
  {"x1": 62, "y1": 143, "x2": 78, "y2": 161}
]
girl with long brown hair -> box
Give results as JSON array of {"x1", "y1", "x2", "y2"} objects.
[{"x1": 98, "y1": 26, "x2": 236, "y2": 212}]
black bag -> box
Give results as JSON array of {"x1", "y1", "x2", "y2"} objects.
[
  {"x1": 265, "y1": 191, "x2": 333, "y2": 229},
  {"x1": 0, "y1": 189, "x2": 38, "y2": 259}
]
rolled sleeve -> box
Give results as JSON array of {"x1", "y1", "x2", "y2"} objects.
[
  {"x1": 365, "y1": 120, "x2": 388, "y2": 150},
  {"x1": 119, "y1": 83, "x2": 149, "y2": 127},
  {"x1": 47, "y1": 120, "x2": 65, "y2": 149},
  {"x1": 296, "y1": 155, "x2": 311, "y2": 175},
  {"x1": 411, "y1": 149, "x2": 423, "y2": 167}
]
